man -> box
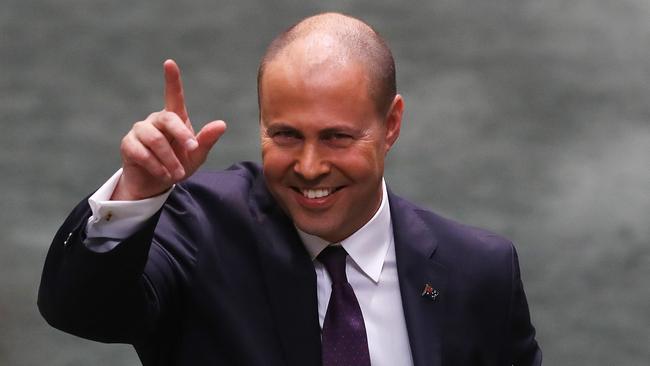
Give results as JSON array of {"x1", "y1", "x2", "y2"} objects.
[{"x1": 39, "y1": 12, "x2": 542, "y2": 366}]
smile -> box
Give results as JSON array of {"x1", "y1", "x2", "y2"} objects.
[{"x1": 292, "y1": 187, "x2": 342, "y2": 199}]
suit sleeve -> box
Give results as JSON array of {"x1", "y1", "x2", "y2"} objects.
[
  {"x1": 37, "y1": 186, "x2": 200, "y2": 345},
  {"x1": 508, "y1": 244, "x2": 543, "y2": 365}
]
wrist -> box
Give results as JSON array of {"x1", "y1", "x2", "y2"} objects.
[{"x1": 110, "y1": 175, "x2": 170, "y2": 201}]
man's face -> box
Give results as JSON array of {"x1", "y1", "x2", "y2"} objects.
[{"x1": 259, "y1": 56, "x2": 402, "y2": 243}]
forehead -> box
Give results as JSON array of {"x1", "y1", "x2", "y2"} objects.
[
  {"x1": 266, "y1": 35, "x2": 367, "y2": 84},
  {"x1": 260, "y1": 58, "x2": 376, "y2": 126},
  {"x1": 258, "y1": 33, "x2": 385, "y2": 130}
]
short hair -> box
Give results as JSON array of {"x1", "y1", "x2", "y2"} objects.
[{"x1": 257, "y1": 13, "x2": 396, "y2": 116}]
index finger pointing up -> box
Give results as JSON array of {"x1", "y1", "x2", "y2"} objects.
[{"x1": 163, "y1": 59, "x2": 190, "y2": 123}]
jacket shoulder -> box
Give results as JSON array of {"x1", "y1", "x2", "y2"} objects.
[
  {"x1": 390, "y1": 193, "x2": 515, "y2": 271},
  {"x1": 167, "y1": 161, "x2": 263, "y2": 210},
  {"x1": 181, "y1": 161, "x2": 262, "y2": 195}
]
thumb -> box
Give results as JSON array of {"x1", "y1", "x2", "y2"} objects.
[{"x1": 193, "y1": 120, "x2": 227, "y2": 157}]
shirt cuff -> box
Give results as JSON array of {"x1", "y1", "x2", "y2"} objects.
[{"x1": 84, "y1": 169, "x2": 173, "y2": 252}]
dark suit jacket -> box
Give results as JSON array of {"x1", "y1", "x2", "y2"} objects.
[{"x1": 38, "y1": 162, "x2": 541, "y2": 365}]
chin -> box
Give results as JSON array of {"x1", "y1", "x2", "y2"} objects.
[{"x1": 294, "y1": 219, "x2": 339, "y2": 241}]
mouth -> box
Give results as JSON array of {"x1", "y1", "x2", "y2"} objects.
[{"x1": 291, "y1": 186, "x2": 344, "y2": 199}]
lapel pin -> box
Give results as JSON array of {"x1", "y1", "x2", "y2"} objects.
[{"x1": 421, "y1": 283, "x2": 439, "y2": 301}]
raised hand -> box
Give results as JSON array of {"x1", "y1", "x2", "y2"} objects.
[{"x1": 112, "y1": 60, "x2": 227, "y2": 200}]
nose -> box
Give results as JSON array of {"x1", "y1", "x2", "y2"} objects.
[{"x1": 293, "y1": 142, "x2": 330, "y2": 181}]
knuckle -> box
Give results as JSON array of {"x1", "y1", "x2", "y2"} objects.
[
  {"x1": 149, "y1": 111, "x2": 172, "y2": 128},
  {"x1": 132, "y1": 120, "x2": 148, "y2": 132},
  {"x1": 147, "y1": 134, "x2": 167, "y2": 150},
  {"x1": 120, "y1": 135, "x2": 135, "y2": 155},
  {"x1": 134, "y1": 148, "x2": 151, "y2": 162},
  {"x1": 119, "y1": 143, "x2": 129, "y2": 157},
  {"x1": 124, "y1": 147, "x2": 147, "y2": 163},
  {"x1": 159, "y1": 111, "x2": 174, "y2": 122}
]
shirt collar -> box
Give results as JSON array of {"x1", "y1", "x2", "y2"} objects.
[{"x1": 297, "y1": 179, "x2": 392, "y2": 283}]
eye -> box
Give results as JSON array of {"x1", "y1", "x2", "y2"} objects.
[
  {"x1": 271, "y1": 129, "x2": 302, "y2": 145},
  {"x1": 322, "y1": 132, "x2": 354, "y2": 147}
]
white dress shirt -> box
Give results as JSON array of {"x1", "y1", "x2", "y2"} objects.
[
  {"x1": 297, "y1": 181, "x2": 414, "y2": 366},
  {"x1": 84, "y1": 169, "x2": 173, "y2": 252},
  {"x1": 85, "y1": 170, "x2": 414, "y2": 365}
]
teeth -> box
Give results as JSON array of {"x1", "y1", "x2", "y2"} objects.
[{"x1": 302, "y1": 188, "x2": 332, "y2": 199}]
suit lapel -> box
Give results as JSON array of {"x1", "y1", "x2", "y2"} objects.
[
  {"x1": 248, "y1": 177, "x2": 322, "y2": 366},
  {"x1": 389, "y1": 192, "x2": 447, "y2": 366}
]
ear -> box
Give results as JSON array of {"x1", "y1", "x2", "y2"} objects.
[{"x1": 383, "y1": 94, "x2": 403, "y2": 154}]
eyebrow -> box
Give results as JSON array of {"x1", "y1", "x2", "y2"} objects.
[
  {"x1": 320, "y1": 126, "x2": 357, "y2": 135},
  {"x1": 264, "y1": 122, "x2": 363, "y2": 136},
  {"x1": 264, "y1": 123, "x2": 299, "y2": 133}
]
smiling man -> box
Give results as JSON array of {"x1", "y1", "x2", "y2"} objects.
[
  {"x1": 39, "y1": 12, "x2": 541, "y2": 366},
  {"x1": 259, "y1": 24, "x2": 402, "y2": 243}
]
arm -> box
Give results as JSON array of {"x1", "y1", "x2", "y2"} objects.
[
  {"x1": 37, "y1": 196, "x2": 163, "y2": 343},
  {"x1": 508, "y1": 245, "x2": 543, "y2": 365},
  {"x1": 38, "y1": 60, "x2": 226, "y2": 344},
  {"x1": 38, "y1": 183, "x2": 207, "y2": 344},
  {"x1": 84, "y1": 168, "x2": 172, "y2": 253}
]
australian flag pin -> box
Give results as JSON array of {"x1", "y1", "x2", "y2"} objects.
[{"x1": 421, "y1": 283, "x2": 439, "y2": 301}]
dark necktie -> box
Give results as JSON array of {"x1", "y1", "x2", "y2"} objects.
[{"x1": 318, "y1": 245, "x2": 371, "y2": 366}]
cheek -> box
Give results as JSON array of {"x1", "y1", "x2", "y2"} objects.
[
  {"x1": 357, "y1": 140, "x2": 385, "y2": 168},
  {"x1": 332, "y1": 145, "x2": 384, "y2": 179},
  {"x1": 262, "y1": 146, "x2": 295, "y2": 180}
]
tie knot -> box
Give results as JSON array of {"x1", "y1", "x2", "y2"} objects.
[{"x1": 318, "y1": 245, "x2": 348, "y2": 284}]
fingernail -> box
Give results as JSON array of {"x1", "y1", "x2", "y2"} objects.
[{"x1": 185, "y1": 138, "x2": 198, "y2": 151}]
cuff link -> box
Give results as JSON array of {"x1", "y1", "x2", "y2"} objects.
[{"x1": 63, "y1": 232, "x2": 73, "y2": 247}]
